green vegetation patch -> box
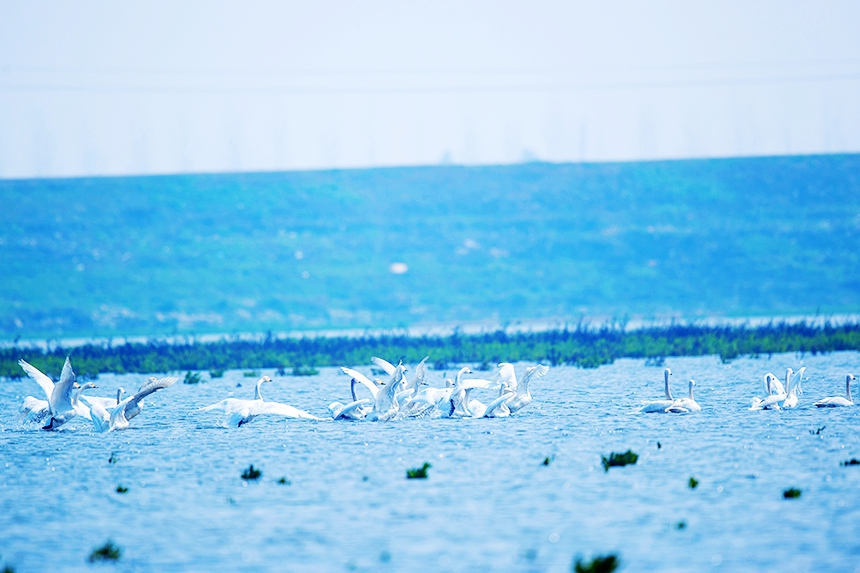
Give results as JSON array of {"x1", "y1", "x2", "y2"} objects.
[
  {"x1": 783, "y1": 488, "x2": 802, "y2": 499},
  {"x1": 573, "y1": 553, "x2": 620, "y2": 573},
  {"x1": 406, "y1": 463, "x2": 431, "y2": 479},
  {"x1": 3, "y1": 320, "x2": 860, "y2": 379},
  {"x1": 688, "y1": 477, "x2": 699, "y2": 489},
  {"x1": 602, "y1": 450, "x2": 638, "y2": 472},
  {"x1": 241, "y1": 464, "x2": 262, "y2": 481},
  {"x1": 88, "y1": 540, "x2": 122, "y2": 563}
]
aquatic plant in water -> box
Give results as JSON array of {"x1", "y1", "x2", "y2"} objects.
[
  {"x1": 243, "y1": 371, "x2": 259, "y2": 378},
  {"x1": 277, "y1": 476, "x2": 291, "y2": 485},
  {"x1": 108, "y1": 452, "x2": 117, "y2": 464},
  {"x1": 542, "y1": 456, "x2": 554, "y2": 466},
  {"x1": 209, "y1": 368, "x2": 225, "y2": 378},
  {"x1": 841, "y1": 458, "x2": 860, "y2": 466},
  {"x1": 676, "y1": 521, "x2": 687, "y2": 530},
  {"x1": 406, "y1": 463, "x2": 431, "y2": 479},
  {"x1": 573, "y1": 553, "x2": 620, "y2": 573},
  {"x1": 115, "y1": 485, "x2": 128, "y2": 494},
  {"x1": 88, "y1": 540, "x2": 122, "y2": 563},
  {"x1": 810, "y1": 426, "x2": 826, "y2": 435},
  {"x1": 241, "y1": 465, "x2": 262, "y2": 480},
  {"x1": 183, "y1": 371, "x2": 202, "y2": 384},
  {"x1": 688, "y1": 477, "x2": 699, "y2": 489},
  {"x1": 601, "y1": 450, "x2": 638, "y2": 472},
  {"x1": 783, "y1": 488, "x2": 802, "y2": 499}
]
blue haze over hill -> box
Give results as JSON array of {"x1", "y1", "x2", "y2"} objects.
[{"x1": 2, "y1": 154, "x2": 859, "y2": 340}]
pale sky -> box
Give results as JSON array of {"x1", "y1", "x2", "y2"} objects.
[{"x1": 1, "y1": 1, "x2": 859, "y2": 178}]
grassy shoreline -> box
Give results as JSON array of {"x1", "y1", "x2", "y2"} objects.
[{"x1": 2, "y1": 321, "x2": 859, "y2": 380}]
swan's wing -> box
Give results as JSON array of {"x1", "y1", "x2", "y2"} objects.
[
  {"x1": 200, "y1": 398, "x2": 245, "y2": 414},
  {"x1": 371, "y1": 356, "x2": 397, "y2": 376},
  {"x1": 255, "y1": 401, "x2": 324, "y2": 420},
  {"x1": 483, "y1": 391, "x2": 515, "y2": 417},
  {"x1": 117, "y1": 376, "x2": 177, "y2": 417},
  {"x1": 340, "y1": 367, "x2": 379, "y2": 398},
  {"x1": 78, "y1": 396, "x2": 110, "y2": 432},
  {"x1": 385, "y1": 364, "x2": 406, "y2": 398},
  {"x1": 18, "y1": 359, "x2": 55, "y2": 400},
  {"x1": 409, "y1": 356, "x2": 429, "y2": 386},
  {"x1": 50, "y1": 357, "x2": 77, "y2": 412},
  {"x1": 138, "y1": 376, "x2": 179, "y2": 394},
  {"x1": 333, "y1": 399, "x2": 371, "y2": 419},
  {"x1": 520, "y1": 364, "x2": 550, "y2": 386},
  {"x1": 18, "y1": 396, "x2": 49, "y2": 423},
  {"x1": 395, "y1": 388, "x2": 415, "y2": 403}
]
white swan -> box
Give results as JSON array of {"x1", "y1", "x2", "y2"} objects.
[
  {"x1": 367, "y1": 363, "x2": 407, "y2": 422},
  {"x1": 19, "y1": 357, "x2": 80, "y2": 430},
  {"x1": 750, "y1": 374, "x2": 787, "y2": 410},
  {"x1": 481, "y1": 387, "x2": 517, "y2": 418},
  {"x1": 763, "y1": 371, "x2": 786, "y2": 396},
  {"x1": 505, "y1": 364, "x2": 550, "y2": 414},
  {"x1": 447, "y1": 377, "x2": 499, "y2": 418},
  {"x1": 666, "y1": 380, "x2": 701, "y2": 413},
  {"x1": 200, "y1": 376, "x2": 324, "y2": 427},
  {"x1": 19, "y1": 381, "x2": 96, "y2": 425},
  {"x1": 328, "y1": 399, "x2": 373, "y2": 420},
  {"x1": 814, "y1": 374, "x2": 855, "y2": 407},
  {"x1": 81, "y1": 377, "x2": 178, "y2": 432},
  {"x1": 400, "y1": 378, "x2": 457, "y2": 418},
  {"x1": 639, "y1": 368, "x2": 675, "y2": 413},
  {"x1": 782, "y1": 367, "x2": 803, "y2": 409}
]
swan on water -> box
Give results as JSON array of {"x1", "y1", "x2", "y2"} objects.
[
  {"x1": 666, "y1": 380, "x2": 701, "y2": 413},
  {"x1": 19, "y1": 381, "x2": 96, "y2": 425},
  {"x1": 504, "y1": 364, "x2": 550, "y2": 414},
  {"x1": 81, "y1": 377, "x2": 178, "y2": 432},
  {"x1": 19, "y1": 357, "x2": 81, "y2": 430},
  {"x1": 367, "y1": 363, "x2": 408, "y2": 422},
  {"x1": 750, "y1": 374, "x2": 787, "y2": 410},
  {"x1": 782, "y1": 367, "x2": 803, "y2": 409},
  {"x1": 639, "y1": 368, "x2": 675, "y2": 413},
  {"x1": 200, "y1": 376, "x2": 324, "y2": 427},
  {"x1": 814, "y1": 374, "x2": 855, "y2": 408}
]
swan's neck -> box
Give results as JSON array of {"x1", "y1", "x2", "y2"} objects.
[
  {"x1": 847, "y1": 377, "x2": 853, "y2": 402},
  {"x1": 785, "y1": 370, "x2": 793, "y2": 395},
  {"x1": 255, "y1": 379, "x2": 266, "y2": 401},
  {"x1": 664, "y1": 371, "x2": 673, "y2": 400},
  {"x1": 688, "y1": 382, "x2": 694, "y2": 399},
  {"x1": 116, "y1": 389, "x2": 124, "y2": 405},
  {"x1": 456, "y1": 368, "x2": 469, "y2": 386},
  {"x1": 350, "y1": 378, "x2": 358, "y2": 402}
]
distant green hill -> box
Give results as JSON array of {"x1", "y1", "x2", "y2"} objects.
[{"x1": 2, "y1": 154, "x2": 859, "y2": 340}]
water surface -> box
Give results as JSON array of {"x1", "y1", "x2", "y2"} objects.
[{"x1": 1, "y1": 352, "x2": 859, "y2": 572}]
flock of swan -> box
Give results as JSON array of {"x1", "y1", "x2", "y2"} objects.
[
  {"x1": 640, "y1": 366, "x2": 855, "y2": 413},
  {"x1": 13, "y1": 356, "x2": 856, "y2": 431},
  {"x1": 14, "y1": 356, "x2": 550, "y2": 430}
]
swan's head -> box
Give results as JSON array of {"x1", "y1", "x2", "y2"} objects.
[
  {"x1": 848, "y1": 374, "x2": 856, "y2": 384},
  {"x1": 445, "y1": 378, "x2": 454, "y2": 387},
  {"x1": 260, "y1": 375, "x2": 272, "y2": 384},
  {"x1": 461, "y1": 367, "x2": 473, "y2": 375},
  {"x1": 665, "y1": 368, "x2": 672, "y2": 377}
]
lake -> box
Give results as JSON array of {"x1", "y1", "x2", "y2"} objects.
[{"x1": 1, "y1": 352, "x2": 859, "y2": 572}]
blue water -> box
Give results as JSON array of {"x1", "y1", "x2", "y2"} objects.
[{"x1": 1, "y1": 352, "x2": 859, "y2": 572}]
